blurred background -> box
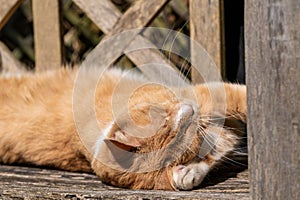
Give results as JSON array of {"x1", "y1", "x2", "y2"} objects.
[{"x1": 0, "y1": 0, "x2": 244, "y2": 83}]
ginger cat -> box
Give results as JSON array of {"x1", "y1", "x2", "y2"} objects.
[{"x1": 0, "y1": 66, "x2": 246, "y2": 190}]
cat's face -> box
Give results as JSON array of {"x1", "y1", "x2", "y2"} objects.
[
  {"x1": 91, "y1": 84, "x2": 205, "y2": 189},
  {"x1": 75, "y1": 73, "x2": 247, "y2": 190}
]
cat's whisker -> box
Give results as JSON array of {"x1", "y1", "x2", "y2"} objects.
[
  {"x1": 185, "y1": 61, "x2": 193, "y2": 79},
  {"x1": 214, "y1": 125, "x2": 244, "y2": 135},
  {"x1": 161, "y1": 20, "x2": 191, "y2": 97},
  {"x1": 167, "y1": 19, "x2": 188, "y2": 78},
  {"x1": 230, "y1": 151, "x2": 248, "y2": 156},
  {"x1": 199, "y1": 119, "x2": 225, "y2": 126},
  {"x1": 177, "y1": 63, "x2": 193, "y2": 99},
  {"x1": 178, "y1": 144, "x2": 199, "y2": 158},
  {"x1": 194, "y1": 124, "x2": 248, "y2": 167},
  {"x1": 235, "y1": 137, "x2": 248, "y2": 139},
  {"x1": 218, "y1": 156, "x2": 248, "y2": 167},
  {"x1": 199, "y1": 115, "x2": 232, "y2": 120},
  {"x1": 200, "y1": 112, "x2": 245, "y2": 119}
]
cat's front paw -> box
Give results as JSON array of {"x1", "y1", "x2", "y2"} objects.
[{"x1": 172, "y1": 162, "x2": 209, "y2": 190}]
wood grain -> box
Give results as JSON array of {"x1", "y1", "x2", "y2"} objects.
[
  {"x1": 125, "y1": 35, "x2": 181, "y2": 75},
  {"x1": 0, "y1": 0, "x2": 23, "y2": 30},
  {"x1": 72, "y1": 0, "x2": 121, "y2": 34},
  {"x1": 81, "y1": 0, "x2": 170, "y2": 69},
  {"x1": 245, "y1": 0, "x2": 300, "y2": 199},
  {"x1": 107, "y1": 0, "x2": 170, "y2": 36},
  {"x1": 32, "y1": 0, "x2": 62, "y2": 72},
  {"x1": 0, "y1": 154, "x2": 248, "y2": 199},
  {"x1": 190, "y1": 0, "x2": 225, "y2": 83},
  {"x1": 74, "y1": 0, "x2": 177, "y2": 72},
  {"x1": 74, "y1": 0, "x2": 174, "y2": 70}
]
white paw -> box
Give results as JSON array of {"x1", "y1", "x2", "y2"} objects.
[{"x1": 172, "y1": 162, "x2": 209, "y2": 190}]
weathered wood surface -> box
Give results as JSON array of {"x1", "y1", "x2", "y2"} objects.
[
  {"x1": 72, "y1": 0, "x2": 121, "y2": 34},
  {"x1": 0, "y1": 155, "x2": 248, "y2": 199},
  {"x1": 190, "y1": 0, "x2": 225, "y2": 83},
  {"x1": 74, "y1": 0, "x2": 177, "y2": 72},
  {"x1": 125, "y1": 35, "x2": 183, "y2": 76},
  {"x1": 0, "y1": 42, "x2": 25, "y2": 73},
  {"x1": 106, "y1": 0, "x2": 169, "y2": 36},
  {"x1": 80, "y1": 0, "x2": 172, "y2": 70},
  {"x1": 32, "y1": 0, "x2": 62, "y2": 72},
  {"x1": 0, "y1": 0, "x2": 23, "y2": 30},
  {"x1": 245, "y1": 0, "x2": 300, "y2": 199}
]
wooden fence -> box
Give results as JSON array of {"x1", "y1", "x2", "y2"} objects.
[
  {"x1": 0, "y1": 0, "x2": 299, "y2": 199},
  {"x1": 0, "y1": 0, "x2": 224, "y2": 82}
]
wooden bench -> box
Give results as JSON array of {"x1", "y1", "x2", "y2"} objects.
[{"x1": 0, "y1": 154, "x2": 248, "y2": 199}]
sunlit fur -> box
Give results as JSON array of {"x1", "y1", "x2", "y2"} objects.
[{"x1": 0, "y1": 67, "x2": 246, "y2": 190}]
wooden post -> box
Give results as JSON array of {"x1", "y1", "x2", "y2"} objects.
[
  {"x1": 190, "y1": 0, "x2": 225, "y2": 83},
  {"x1": 32, "y1": 0, "x2": 62, "y2": 72},
  {"x1": 245, "y1": 0, "x2": 300, "y2": 199}
]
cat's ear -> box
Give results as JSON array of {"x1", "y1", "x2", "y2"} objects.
[{"x1": 104, "y1": 130, "x2": 142, "y2": 151}]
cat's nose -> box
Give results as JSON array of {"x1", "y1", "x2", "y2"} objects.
[
  {"x1": 180, "y1": 103, "x2": 194, "y2": 118},
  {"x1": 174, "y1": 103, "x2": 195, "y2": 129}
]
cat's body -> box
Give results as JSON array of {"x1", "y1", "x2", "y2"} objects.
[{"x1": 0, "y1": 67, "x2": 246, "y2": 190}]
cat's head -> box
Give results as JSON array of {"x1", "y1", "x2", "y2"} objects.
[{"x1": 91, "y1": 84, "x2": 240, "y2": 190}]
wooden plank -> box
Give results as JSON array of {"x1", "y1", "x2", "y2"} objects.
[
  {"x1": 125, "y1": 35, "x2": 178, "y2": 71},
  {"x1": 0, "y1": 42, "x2": 26, "y2": 73},
  {"x1": 75, "y1": 0, "x2": 169, "y2": 37},
  {"x1": 107, "y1": 0, "x2": 170, "y2": 36},
  {"x1": 82, "y1": 0, "x2": 170, "y2": 68},
  {"x1": 0, "y1": 154, "x2": 249, "y2": 199},
  {"x1": 0, "y1": 0, "x2": 23, "y2": 30},
  {"x1": 75, "y1": 0, "x2": 176, "y2": 72},
  {"x1": 170, "y1": 0, "x2": 189, "y2": 21},
  {"x1": 245, "y1": 0, "x2": 300, "y2": 199},
  {"x1": 128, "y1": 34, "x2": 183, "y2": 73},
  {"x1": 74, "y1": 0, "x2": 181, "y2": 74},
  {"x1": 32, "y1": 0, "x2": 62, "y2": 72},
  {"x1": 72, "y1": 0, "x2": 121, "y2": 33},
  {"x1": 190, "y1": 0, "x2": 225, "y2": 83},
  {"x1": 125, "y1": 35, "x2": 187, "y2": 83}
]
